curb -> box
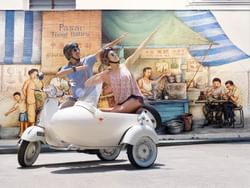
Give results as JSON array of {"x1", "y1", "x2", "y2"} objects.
[
  {"x1": 0, "y1": 145, "x2": 59, "y2": 155},
  {"x1": 158, "y1": 137, "x2": 250, "y2": 146},
  {"x1": 1, "y1": 137, "x2": 250, "y2": 154}
]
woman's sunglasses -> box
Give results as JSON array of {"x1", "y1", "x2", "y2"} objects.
[{"x1": 109, "y1": 52, "x2": 117, "y2": 57}]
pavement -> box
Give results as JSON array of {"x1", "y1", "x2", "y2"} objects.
[{"x1": 1, "y1": 122, "x2": 250, "y2": 154}]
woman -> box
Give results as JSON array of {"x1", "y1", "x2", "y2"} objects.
[{"x1": 86, "y1": 28, "x2": 159, "y2": 113}]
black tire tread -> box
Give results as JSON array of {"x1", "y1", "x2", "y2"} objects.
[{"x1": 137, "y1": 104, "x2": 162, "y2": 130}]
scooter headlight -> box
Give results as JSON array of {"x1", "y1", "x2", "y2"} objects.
[{"x1": 44, "y1": 85, "x2": 57, "y2": 98}]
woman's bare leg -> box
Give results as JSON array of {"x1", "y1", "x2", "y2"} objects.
[{"x1": 111, "y1": 98, "x2": 142, "y2": 113}]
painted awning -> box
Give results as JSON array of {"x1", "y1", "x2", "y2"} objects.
[
  {"x1": 103, "y1": 10, "x2": 250, "y2": 67},
  {"x1": 173, "y1": 11, "x2": 249, "y2": 66},
  {"x1": 102, "y1": 11, "x2": 212, "y2": 46},
  {"x1": 0, "y1": 11, "x2": 41, "y2": 64}
]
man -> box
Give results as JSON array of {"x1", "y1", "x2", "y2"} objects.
[
  {"x1": 223, "y1": 80, "x2": 242, "y2": 126},
  {"x1": 57, "y1": 33, "x2": 127, "y2": 108},
  {"x1": 137, "y1": 67, "x2": 166, "y2": 98},
  {"x1": 203, "y1": 77, "x2": 225, "y2": 126}
]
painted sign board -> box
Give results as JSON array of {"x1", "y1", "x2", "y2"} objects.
[{"x1": 41, "y1": 11, "x2": 101, "y2": 73}]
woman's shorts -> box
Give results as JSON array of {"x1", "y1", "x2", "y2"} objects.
[
  {"x1": 19, "y1": 112, "x2": 28, "y2": 122},
  {"x1": 119, "y1": 95, "x2": 144, "y2": 105}
]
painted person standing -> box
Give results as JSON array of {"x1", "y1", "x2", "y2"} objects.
[
  {"x1": 5, "y1": 92, "x2": 28, "y2": 137},
  {"x1": 22, "y1": 68, "x2": 38, "y2": 126}
]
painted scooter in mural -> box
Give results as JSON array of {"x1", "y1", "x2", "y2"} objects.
[{"x1": 17, "y1": 81, "x2": 160, "y2": 169}]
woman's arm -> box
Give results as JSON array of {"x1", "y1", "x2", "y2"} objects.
[
  {"x1": 85, "y1": 71, "x2": 108, "y2": 87},
  {"x1": 95, "y1": 33, "x2": 128, "y2": 61},
  {"x1": 103, "y1": 33, "x2": 128, "y2": 49},
  {"x1": 125, "y1": 27, "x2": 160, "y2": 70}
]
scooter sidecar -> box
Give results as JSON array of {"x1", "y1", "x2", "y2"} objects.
[{"x1": 49, "y1": 100, "x2": 159, "y2": 168}]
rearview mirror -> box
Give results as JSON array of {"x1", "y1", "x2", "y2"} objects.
[{"x1": 37, "y1": 72, "x2": 44, "y2": 80}]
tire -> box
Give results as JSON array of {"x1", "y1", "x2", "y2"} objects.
[
  {"x1": 127, "y1": 136, "x2": 157, "y2": 169},
  {"x1": 18, "y1": 140, "x2": 41, "y2": 167},
  {"x1": 136, "y1": 105, "x2": 162, "y2": 130},
  {"x1": 97, "y1": 148, "x2": 121, "y2": 161}
]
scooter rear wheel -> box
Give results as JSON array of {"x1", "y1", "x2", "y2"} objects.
[
  {"x1": 97, "y1": 148, "x2": 121, "y2": 161},
  {"x1": 18, "y1": 140, "x2": 41, "y2": 167},
  {"x1": 136, "y1": 105, "x2": 162, "y2": 130}
]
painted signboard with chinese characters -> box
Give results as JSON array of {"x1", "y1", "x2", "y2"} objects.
[{"x1": 139, "y1": 48, "x2": 203, "y2": 73}]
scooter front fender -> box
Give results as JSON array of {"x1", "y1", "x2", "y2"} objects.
[
  {"x1": 21, "y1": 126, "x2": 46, "y2": 143},
  {"x1": 120, "y1": 125, "x2": 159, "y2": 146}
]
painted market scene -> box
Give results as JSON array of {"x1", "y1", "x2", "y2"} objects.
[{"x1": 0, "y1": 9, "x2": 250, "y2": 139}]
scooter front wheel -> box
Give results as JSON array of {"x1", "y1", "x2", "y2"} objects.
[
  {"x1": 127, "y1": 136, "x2": 157, "y2": 169},
  {"x1": 18, "y1": 140, "x2": 41, "y2": 167},
  {"x1": 97, "y1": 148, "x2": 121, "y2": 161}
]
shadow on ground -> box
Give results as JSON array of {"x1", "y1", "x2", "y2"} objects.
[{"x1": 17, "y1": 159, "x2": 166, "y2": 174}]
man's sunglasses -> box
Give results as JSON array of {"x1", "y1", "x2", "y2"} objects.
[{"x1": 72, "y1": 48, "x2": 80, "y2": 52}]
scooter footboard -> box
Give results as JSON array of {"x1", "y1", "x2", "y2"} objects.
[
  {"x1": 21, "y1": 126, "x2": 46, "y2": 143},
  {"x1": 120, "y1": 125, "x2": 159, "y2": 145}
]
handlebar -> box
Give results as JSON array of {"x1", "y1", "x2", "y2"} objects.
[{"x1": 33, "y1": 86, "x2": 64, "y2": 98}]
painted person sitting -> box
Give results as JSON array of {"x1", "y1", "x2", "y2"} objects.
[
  {"x1": 203, "y1": 77, "x2": 225, "y2": 126},
  {"x1": 97, "y1": 82, "x2": 116, "y2": 108},
  {"x1": 137, "y1": 67, "x2": 166, "y2": 98},
  {"x1": 222, "y1": 80, "x2": 242, "y2": 127}
]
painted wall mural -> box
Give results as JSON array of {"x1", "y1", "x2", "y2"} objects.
[{"x1": 0, "y1": 10, "x2": 249, "y2": 128}]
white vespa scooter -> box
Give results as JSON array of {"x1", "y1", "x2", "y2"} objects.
[{"x1": 18, "y1": 82, "x2": 159, "y2": 169}]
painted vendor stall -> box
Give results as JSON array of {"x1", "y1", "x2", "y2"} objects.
[
  {"x1": 102, "y1": 10, "x2": 250, "y2": 126},
  {"x1": 101, "y1": 11, "x2": 212, "y2": 125},
  {"x1": 0, "y1": 9, "x2": 249, "y2": 137}
]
